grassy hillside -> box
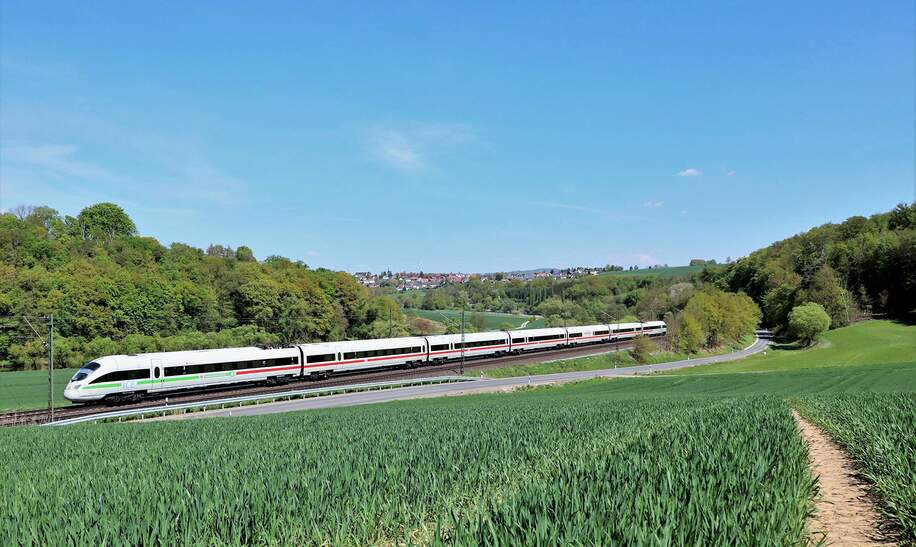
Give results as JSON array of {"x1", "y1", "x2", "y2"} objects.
[
  {"x1": 480, "y1": 335, "x2": 754, "y2": 379},
  {"x1": 672, "y1": 320, "x2": 915, "y2": 376},
  {"x1": 600, "y1": 265, "x2": 705, "y2": 278}
]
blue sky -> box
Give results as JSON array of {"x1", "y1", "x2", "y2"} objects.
[{"x1": 1, "y1": 1, "x2": 913, "y2": 272}]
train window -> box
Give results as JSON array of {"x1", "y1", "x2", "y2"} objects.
[
  {"x1": 512, "y1": 338, "x2": 525, "y2": 344},
  {"x1": 307, "y1": 353, "x2": 336, "y2": 364},
  {"x1": 529, "y1": 334, "x2": 562, "y2": 342},
  {"x1": 595, "y1": 330, "x2": 609, "y2": 335},
  {"x1": 90, "y1": 368, "x2": 149, "y2": 384},
  {"x1": 129, "y1": 369, "x2": 148, "y2": 380},
  {"x1": 569, "y1": 333, "x2": 583, "y2": 338},
  {"x1": 90, "y1": 372, "x2": 117, "y2": 384},
  {"x1": 431, "y1": 344, "x2": 449, "y2": 351}
]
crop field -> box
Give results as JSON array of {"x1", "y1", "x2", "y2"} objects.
[
  {"x1": 1, "y1": 390, "x2": 814, "y2": 545},
  {"x1": 3, "y1": 353, "x2": 914, "y2": 544},
  {"x1": 674, "y1": 320, "x2": 916, "y2": 375},
  {"x1": 407, "y1": 308, "x2": 544, "y2": 330},
  {"x1": 0, "y1": 368, "x2": 76, "y2": 412},
  {"x1": 794, "y1": 393, "x2": 916, "y2": 541}
]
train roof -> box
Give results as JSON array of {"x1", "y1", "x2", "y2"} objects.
[
  {"x1": 425, "y1": 331, "x2": 510, "y2": 343},
  {"x1": 565, "y1": 324, "x2": 610, "y2": 333},
  {"x1": 510, "y1": 327, "x2": 566, "y2": 337},
  {"x1": 299, "y1": 336, "x2": 428, "y2": 353},
  {"x1": 99, "y1": 346, "x2": 298, "y2": 368}
]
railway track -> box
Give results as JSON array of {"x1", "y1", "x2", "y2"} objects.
[{"x1": 1, "y1": 340, "x2": 637, "y2": 427}]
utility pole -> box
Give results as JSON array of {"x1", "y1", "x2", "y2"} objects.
[
  {"x1": 48, "y1": 315, "x2": 54, "y2": 423},
  {"x1": 23, "y1": 315, "x2": 54, "y2": 423},
  {"x1": 460, "y1": 305, "x2": 465, "y2": 375}
]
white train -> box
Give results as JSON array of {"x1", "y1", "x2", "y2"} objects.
[{"x1": 64, "y1": 321, "x2": 666, "y2": 403}]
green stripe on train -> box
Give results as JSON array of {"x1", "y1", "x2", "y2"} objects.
[
  {"x1": 82, "y1": 371, "x2": 237, "y2": 390},
  {"x1": 81, "y1": 382, "x2": 121, "y2": 390}
]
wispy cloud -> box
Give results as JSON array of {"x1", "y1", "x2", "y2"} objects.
[
  {"x1": 176, "y1": 163, "x2": 248, "y2": 207},
  {"x1": 676, "y1": 168, "x2": 702, "y2": 177},
  {"x1": 535, "y1": 201, "x2": 610, "y2": 215},
  {"x1": 1, "y1": 144, "x2": 120, "y2": 183},
  {"x1": 642, "y1": 200, "x2": 664, "y2": 208},
  {"x1": 532, "y1": 201, "x2": 649, "y2": 222},
  {"x1": 369, "y1": 130, "x2": 423, "y2": 171},
  {"x1": 727, "y1": 170, "x2": 737, "y2": 176},
  {"x1": 367, "y1": 123, "x2": 475, "y2": 172}
]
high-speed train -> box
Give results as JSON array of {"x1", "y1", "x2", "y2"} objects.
[{"x1": 64, "y1": 321, "x2": 666, "y2": 403}]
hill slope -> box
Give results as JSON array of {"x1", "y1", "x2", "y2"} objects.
[{"x1": 671, "y1": 320, "x2": 915, "y2": 375}]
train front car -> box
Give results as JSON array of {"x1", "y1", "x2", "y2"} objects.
[
  {"x1": 64, "y1": 346, "x2": 302, "y2": 404},
  {"x1": 64, "y1": 356, "x2": 124, "y2": 403}
]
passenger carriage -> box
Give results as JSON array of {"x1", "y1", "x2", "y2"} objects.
[
  {"x1": 299, "y1": 336, "x2": 429, "y2": 378},
  {"x1": 639, "y1": 320, "x2": 667, "y2": 337},
  {"x1": 565, "y1": 324, "x2": 611, "y2": 345},
  {"x1": 424, "y1": 331, "x2": 511, "y2": 363},
  {"x1": 508, "y1": 327, "x2": 568, "y2": 352},
  {"x1": 609, "y1": 322, "x2": 643, "y2": 341}
]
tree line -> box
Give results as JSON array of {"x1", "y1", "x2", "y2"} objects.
[
  {"x1": 0, "y1": 203, "x2": 410, "y2": 370},
  {"x1": 709, "y1": 202, "x2": 915, "y2": 333}
]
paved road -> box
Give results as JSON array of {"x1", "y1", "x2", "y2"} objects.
[{"x1": 166, "y1": 337, "x2": 769, "y2": 421}]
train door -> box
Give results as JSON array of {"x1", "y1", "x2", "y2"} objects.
[{"x1": 151, "y1": 359, "x2": 162, "y2": 391}]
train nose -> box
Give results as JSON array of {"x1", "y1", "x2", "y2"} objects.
[{"x1": 64, "y1": 383, "x2": 80, "y2": 402}]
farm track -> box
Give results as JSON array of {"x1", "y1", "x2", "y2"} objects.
[{"x1": 0, "y1": 340, "x2": 637, "y2": 427}]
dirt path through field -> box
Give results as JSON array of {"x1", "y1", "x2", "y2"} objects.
[{"x1": 792, "y1": 410, "x2": 894, "y2": 546}]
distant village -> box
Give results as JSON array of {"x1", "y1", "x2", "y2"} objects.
[{"x1": 353, "y1": 264, "x2": 676, "y2": 291}]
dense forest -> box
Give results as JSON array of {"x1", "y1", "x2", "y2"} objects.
[
  {"x1": 712, "y1": 202, "x2": 916, "y2": 331},
  {"x1": 0, "y1": 203, "x2": 411, "y2": 370}
]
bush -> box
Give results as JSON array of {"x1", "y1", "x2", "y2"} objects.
[
  {"x1": 631, "y1": 335, "x2": 657, "y2": 364},
  {"x1": 788, "y1": 302, "x2": 831, "y2": 346}
]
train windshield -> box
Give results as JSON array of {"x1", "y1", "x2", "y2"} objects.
[{"x1": 71, "y1": 362, "x2": 101, "y2": 382}]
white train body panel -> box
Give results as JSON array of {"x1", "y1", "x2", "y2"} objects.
[
  {"x1": 509, "y1": 327, "x2": 567, "y2": 351},
  {"x1": 299, "y1": 336, "x2": 428, "y2": 375},
  {"x1": 565, "y1": 324, "x2": 611, "y2": 345},
  {"x1": 425, "y1": 331, "x2": 511, "y2": 361}
]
